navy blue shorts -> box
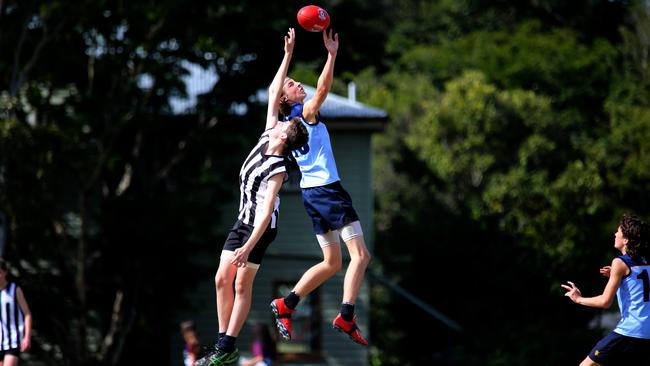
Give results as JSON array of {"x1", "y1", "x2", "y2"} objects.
[
  {"x1": 301, "y1": 181, "x2": 359, "y2": 235},
  {"x1": 589, "y1": 331, "x2": 650, "y2": 365},
  {"x1": 223, "y1": 220, "x2": 277, "y2": 265}
]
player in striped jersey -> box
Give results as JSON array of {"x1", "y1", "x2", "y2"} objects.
[
  {"x1": 196, "y1": 28, "x2": 308, "y2": 366},
  {"x1": 0, "y1": 258, "x2": 32, "y2": 366},
  {"x1": 562, "y1": 214, "x2": 650, "y2": 365}
]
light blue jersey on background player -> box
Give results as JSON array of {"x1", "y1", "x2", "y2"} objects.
[
  {"x1": 562, "y1": 214, "x2": 650, "y2": 366},
  {"x1": 615, "y1": 254, "x2": 650, "y2": 338}
]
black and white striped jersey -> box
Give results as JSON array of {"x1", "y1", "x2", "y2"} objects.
[
  {"x1": 238, "y1": 130, "x2": 287, "y2": 228},
  {"x1": 0, "y1": 282, "x2": 24, "y2": 350}
]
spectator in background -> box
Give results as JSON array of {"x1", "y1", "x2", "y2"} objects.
[
  {"x1": 0, "y1": 258, "x2": 32, "y2": 366},
  {"x1": 239, "y1": 323, "x2": 277, "y2": 366},
  {"x1": 180, "y1": 320, "x2": 202, "y2": 366}
]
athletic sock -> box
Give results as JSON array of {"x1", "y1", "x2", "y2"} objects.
[
  {"x1": 217, "y1": 335, "x2": 237, "y2": 353},
  {"x1": 284, "y1": 291, "x2": 300, "y2": 310},
  {"x1": 214, "y1": 332, "x2": 226, "y2": 347},
  {"x1": 341, "y1": 302, "x2": 355, "y2": 321}
]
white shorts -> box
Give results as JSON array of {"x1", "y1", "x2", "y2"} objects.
[{"x1": 316, "y1": 220, "x2": 364, "y2": 248}]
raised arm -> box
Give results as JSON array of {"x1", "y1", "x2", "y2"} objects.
[
  {"x1": 561, "y1": 257, "x2": 628, "y2": 308},
  {"x1": 266, "y1": 28, "x2": 295, "y2": 130},
  {"x1": 302, "y1": 29, "x2": 338, "y2": 123}
]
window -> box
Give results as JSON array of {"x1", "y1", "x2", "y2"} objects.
[{"x1": 273, "y1": 281, "x2": 322, "y2": 361}]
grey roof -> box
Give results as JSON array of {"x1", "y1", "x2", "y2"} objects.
[
  {"x1": 161, "y1": 60, "x2": 387, "y2": 121},
  {"x1": 301, "y1": 85, "x2": 388, "y2": 120}
]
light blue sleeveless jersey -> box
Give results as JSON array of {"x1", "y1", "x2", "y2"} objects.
[
  {"x1": 614, "y1": 255, "x2": 650, "y2": 339},
  {"x1": 286, "y1": 104, "x2": 340, "y2": 188}
]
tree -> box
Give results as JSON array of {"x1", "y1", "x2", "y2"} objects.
[
  {"x1": 0, "y1": 0, "x2": 291, "y2": 364},
  {"x1": 356, "y1": 5, "x2": 648, "y2": 363}
]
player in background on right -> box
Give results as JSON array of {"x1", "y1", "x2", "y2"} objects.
[
  {"x1": 269, "y1": 28, "x2": 371, "y2": 346},
  {"x1": 562, "y1": 213, "x2": 650, "y2": 365}
]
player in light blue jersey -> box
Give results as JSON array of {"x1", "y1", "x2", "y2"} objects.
[
  {"x1": 562, "y1": 213, "x2": 650, "y2": 365},
  {"x1": 269, "y1": 29, "x2": 371, "y2": 346}
]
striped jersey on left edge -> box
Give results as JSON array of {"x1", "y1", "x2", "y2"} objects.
[
  {"x1": 238, "y1": 130, "x2": 287, "y2": 228},
  {"x1": 0, "y1": 282, "x2": 25, "y2": 351}
]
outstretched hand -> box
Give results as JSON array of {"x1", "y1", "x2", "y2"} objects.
[
  {"x1": 322, "y1": 28, "x2": 338, "y2": 55},
  {"x1": 285, "y1": 27, "x2": 295, "y2": 54},
  {"x1": 560, "y1": 281, "x2": 582, "y2": 303},
  {"x1": 599, "y1": 266, "x2": 611, "y2": 277}
]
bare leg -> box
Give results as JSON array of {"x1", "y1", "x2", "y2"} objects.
[
  {"x1": 341, "y1": 235, "x2": 371, "y2": 304},
  {"x1": 293, "y1": 244, "x2": 342, "y2": 297},
  {"x1": 2, "y1": 355, "x2": 18, "y2": 366},
  {"x1": 226, "y1": 266, "x2": 259, "y2": 337},
  {"x1": 215, "y1": 256, "x2": 238, "y2": 333},
  {"x1": 579, "y1": 356, "x2": 600, "y2": 366}
]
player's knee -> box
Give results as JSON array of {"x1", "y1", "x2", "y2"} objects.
[
  {"x1": 319, "y1": 254, "x2": 341, "y2": 275},
  {"x1": 324, "y1": 257, "x2": 342, "y2": 274},
  {"x1": 362, "y1": 250, "x2": 372, "y2": 266},
  {"x1": 233, "y1": 280, "x2": 249, "y2": 296},
  {"x1": 351, "y1": 247, "x2": 371, "y2": 266},
  {"x1": 214, "y1": 273, "x2": 230, "y2": 290},
  {"x1": 321, "y1": 245, "x2": 342, "y2": 272},
  {"x1": 332, "y1": 259, "x2": 343, "y2": 273}
]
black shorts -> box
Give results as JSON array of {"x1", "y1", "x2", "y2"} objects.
[
  {"x1": 589, "y1": 331, "x2": 650, "y2": 365},
  {"x1": 222, "y1": 220, "x2": 277, "y2": 266},
  {"x1": 0, "y1": 348, "x2": 20, "y2": 358}
]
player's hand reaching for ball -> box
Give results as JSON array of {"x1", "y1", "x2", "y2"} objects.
[
  {"x1": 599, "y1": 266, "x2": 611, "y2": 277},
  {"x1": 285, "y1": 28, "x2": 295, "y2": 54},
  {"x1": 323, "y1": 29, "x2": 338, "y2": 55}
]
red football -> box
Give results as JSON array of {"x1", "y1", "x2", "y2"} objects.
[{"x1": 297, "y1": 5, "x2": 330, "y2": 32}]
